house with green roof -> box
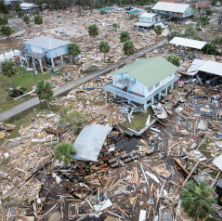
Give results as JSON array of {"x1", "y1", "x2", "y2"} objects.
[{"x1": 104, "y1": 57, "x2": 180, "y2": 109}]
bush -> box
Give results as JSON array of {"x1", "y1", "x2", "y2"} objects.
[
  {"x1": 18, "y1": 11, "x2": 24, "y2": 18},
  {"x1": 0, "y1": 15, "x2": 7, "y2": 25},
  {"x1": 193, "y1": 36, "x2": 203, "y2": 41},
  {"x1": 34, "y1": 15, "x2": 43, "y2": 24},
  {"x1": 23, "y1": 15, "x2": 30, "y2": 24},
  {"x1": 219, "y1": 37, "x2": 222, "y2": 45},
  {"x1": 34, "y1": 10, "x2": 39, "y2": 15},
  {"x1": 202, "y1": 43, "x2": 220, "y2": 55},
  {"x1": 184, "y1": 27, "x2": 195, "y2": 37}
]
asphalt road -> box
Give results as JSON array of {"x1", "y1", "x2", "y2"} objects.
[
  {"x1": 0, "y1": 19, "x2": 26, "y2": 40},
  {"x1": 0, "y1": 39, "x2": 168, "y2": 122}
]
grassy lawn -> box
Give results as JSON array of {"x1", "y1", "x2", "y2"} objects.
[
  {"x1": 84, "y1": 66, "x2": 98, "y2": 73},
  {"x1": 121, "y1": 107, "x2": 154, "y2": 131},
  {"x1": 0, "y1": 66, "x2": 51, "y2": 112},
  {"x1": 171, "y1": 23, "x2": 194, "y2": 32}
]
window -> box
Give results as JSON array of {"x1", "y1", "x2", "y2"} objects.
[
  {"x1": 148, "y1": 86, "x2": 153, "y2": 92},
  {"x1": 155, "y1": 82, "x2": 160, "y2": 88}
]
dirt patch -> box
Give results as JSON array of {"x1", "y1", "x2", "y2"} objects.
[{"x1": 0, "y1": 38, "x2": 23, "y2": 50}]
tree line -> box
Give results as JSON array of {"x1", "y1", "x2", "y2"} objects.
[{"x1": 28, "y1": 0, "x2": 155, "y2": 11}]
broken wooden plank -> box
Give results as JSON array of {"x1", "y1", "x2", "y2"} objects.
[{"x1": 182, "y1": 161, "x2": 199, "y2": 187}]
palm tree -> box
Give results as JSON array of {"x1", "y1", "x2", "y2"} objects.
[
  {"x1": 68, "y1": 43, "x2": 81, "y2": 64},
  {"x1": 154, "y1": 25, "x2": 163, "y2": 39},
  {"x1": 193, "y1": 36, "x2": 203, "y2": 41},
  {"x1": 54, "y1": 142, "x2": 77, "y2": 164},
  {"x1": 120, "y1": 31, "x2": 130, "y2": 43},
  {"x1": 167, "y1": 54, "x2": 180, "y2": 67},
  {"x1": 99, "y1": 41, "x2": 110, "y2": 62},
  {"x1": 112, "y1": 23, "x2": 120, "y2": 32},
  {"x1": 88, "y1": 24, "x2": 99, "y2": 45},
  {"x1": 35, "y1": 80, "x2": 53, "y2": 110},
  {"x1": 123, "y1": 40, "x2": 135, "y2": 63},
  {"x1": 146, "y1": 7, "x2": 153, "y2": 13},
  {"x1": 182, "y1": 181, "x2": 216, "y2": 221},
  {"x1": 1, "y1": 60, "x2": 17, "y2": 92}
]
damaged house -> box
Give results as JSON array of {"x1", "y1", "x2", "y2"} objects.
[
  {"x1": 104, "y1": 56, "x2": 179, "y2": 109},
  {"x1": 134, "y1": 12, "x2": 162, "y2": 30},
  {"x1": 22, "y1": 36, "x2": 71, "y2": 72},
  {"x1": 152, "y1": 2, "x2": 194, "y2": 21}
]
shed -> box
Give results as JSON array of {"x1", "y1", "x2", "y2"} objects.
[
  {"x1": 24, "y1": 36, "x2": 71, "y2": 71},
  {"x1": 152, "y1": 2, "x2": 194, "y2": 18},
  {"x1": 126, "y1": 10, "x2": 141, "y2": 18},
  {"x1": 73, "y1": 124, "x2": 112, "y2": 162}
]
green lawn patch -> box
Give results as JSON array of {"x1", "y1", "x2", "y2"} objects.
[
  {"x1": 0, "y1": 66, "x2": 51, "y2": 112},
  {"x1": 84, "y1": 66, "x2": 98, "y2": 73},
  {"x1": 171, "y1": 23, "x2": 194, "y2": 32},
  {"x1": 121, "y1": 107, "x2": 154, "y2": 131}
]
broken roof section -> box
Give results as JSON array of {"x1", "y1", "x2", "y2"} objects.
[
  {"x1": 170, "y1": 37, "x2": 207, "y2": 50},
  {"x1": 187, "y1": 59, "x2": 222, "y2": 77},
  {"x1": 73, "y1": 124, "x2": 112, "y2": 162},
  {"x1": 110, "y1": 57, "x2": 178, "y2": 88},
  {"x1": 24, "y1": 36, "x2": 70, "y2": 50}
]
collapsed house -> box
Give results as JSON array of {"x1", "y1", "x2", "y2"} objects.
[{"x1": 104, "y1": 56, "x2": 180, "y2": 109}]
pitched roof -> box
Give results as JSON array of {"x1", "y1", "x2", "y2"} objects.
[
  {"x1": 111, "y1": 57, "x2": 178, "y2": 88},
  {"x1": 140, "y1": 13, "x2": 157, "y2": 18},
  {"x1": 24, "y1": 36, "x2": 70, "y2": 50},
  {"x1": 152, "y1": 2, "x2": 190, "y2": 13}
]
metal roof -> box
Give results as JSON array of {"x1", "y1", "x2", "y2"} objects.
[
  {"x1": 20, "y1": 3, "x2": 38, "y2": 9},
  {"x1": 152, "y1": 2, "x2": 190, "y2": 13},
  {"x1": 111, "y1": 57, "x2": 178, "y2": 88},
  {"x1": 98, "y1": 7, "x2": 114, "y2": 11},
  {"x1": 170, "y1": 37, "x2": 207, "y2": 50},
  {"x1": 187, "y1": 59, "x2": 207, "y2": 76},
  {"x1": 126, "y1": 10, "x2": 141, "y2": 14},
  {"x1": 140, "y1": 13, "x2": 157, "y2": 18},
  {"x1": 199, "y1": 60, "x2": 222, "y2": 76},
  {"x1": 213, "y1": 154, "x2": 222, "y2": 171},
  {"x1": 134, "y1": 22, "x2": 154, "y2": 27},
  {"x1": 24, "y1": 36, "x2": 70, "y2": 50},
  {"x1": 73, "y1": 124, "x2": 112, "y2": 162}
]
